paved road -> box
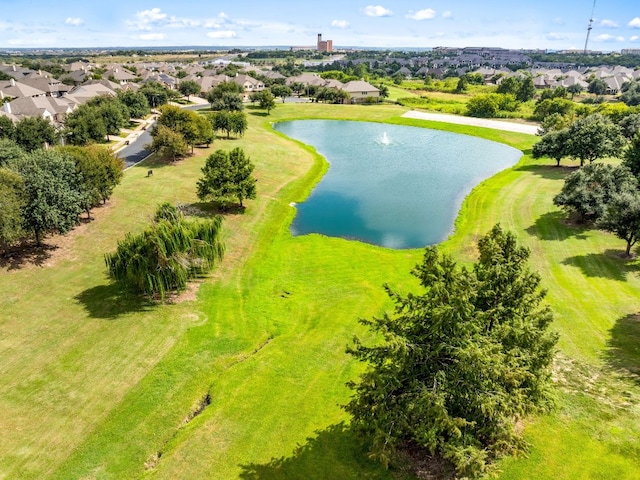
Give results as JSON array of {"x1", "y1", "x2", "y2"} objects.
[
  {"x1": 119, "y1": 123, "x2": 154, "y2": 169},
  {"x1": 402, "y1": 111, "x2": 540, "y2": 135}
]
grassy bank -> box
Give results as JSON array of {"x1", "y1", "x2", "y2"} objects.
[{"x1": 0, "y1": 103, "x2": 638, "y2": 479}]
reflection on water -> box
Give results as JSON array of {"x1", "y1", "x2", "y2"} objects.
[{"x1": 275, "y1": 120, "x2": 522, "y2": 249}]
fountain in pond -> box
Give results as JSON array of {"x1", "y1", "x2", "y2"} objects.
[{"x1": 381, "y1": 132, "x2": 390, "y2": 145}]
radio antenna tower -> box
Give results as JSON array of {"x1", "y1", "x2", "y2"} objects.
[{"x1": 583, "y1": 0, "x2": 597, "y2": 54}]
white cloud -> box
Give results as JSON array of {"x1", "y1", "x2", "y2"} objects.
[
  {"x1": 442, "y1": 11, "x2": 452, "y2": 19},
  {"x1": 138, "y1": 33, "x2": 166, "y2": 41},
  {"x1": 363, "y1": 5, "x2": 393, "y2": 17},
  {"x1": 546, "y1": 32, "x2": 568, "y2": 41},
  {"x1": 65, "y1": 17, "x2": 84, "y2": 27},
  {"x1": 331, "y1": 19, "x2": 350, "y2": 29},
  {"x1": 596, "y1": 34, "x2": 624, "y2": 42},
  {"x1": 127, "y1": 8, "x2": 167, "y2": 30},
  {"x1": 406, "y1": 9, "x2": 436, "y2": 21},
  {"x1": 631, "y1": 35, "x2": 639, "y2": 42},
  {"x1": 630, "y1": 17, "x2": 640, "y2": 28},
  {"x1": 599, "y1": 19, "x2": 618, "y2": 28},
  {"x1": 206, "y1": 30, "x2": 237, "y2": 39}
]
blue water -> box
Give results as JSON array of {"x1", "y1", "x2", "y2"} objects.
[{"x1": 274, "y1": 120, "x2": 522, "y2": 249}]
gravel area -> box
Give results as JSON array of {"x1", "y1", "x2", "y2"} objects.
[{"x1": 402, "y1": 110, "x2": 540, "y2": 135}]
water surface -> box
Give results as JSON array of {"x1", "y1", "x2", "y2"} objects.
[{"x1": 275, "y1": 120, "x2": 521, "y2": 249}]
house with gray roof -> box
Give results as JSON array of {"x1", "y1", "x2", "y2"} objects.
[{"x1": 340, "y1": 80, "x2": 380, "y2": 103}]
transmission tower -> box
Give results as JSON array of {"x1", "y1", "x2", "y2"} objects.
[{"x1": 583, "y1": 0, "x2": 597, "y2": 54}]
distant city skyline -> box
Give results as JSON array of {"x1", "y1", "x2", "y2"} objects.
[{"x1": 0, "y1": 0, "x2": 639, "y2": 51}]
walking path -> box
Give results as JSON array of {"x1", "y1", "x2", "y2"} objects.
[{"x1": 402, "y1": 110, "x2": 540, "y2": 135}]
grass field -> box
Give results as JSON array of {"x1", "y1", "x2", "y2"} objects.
[{"x1": 0, "y1": 103, "x2": 639, "y2": 479}]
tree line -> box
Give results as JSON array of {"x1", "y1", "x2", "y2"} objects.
[
  {"x1": 533, "y1": 107, "x2": 640, "y2": 256},
  {"x1": 0, "y1": 139, "x2": 123, "y2": 249}
]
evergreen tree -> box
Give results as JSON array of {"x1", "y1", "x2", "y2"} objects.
[{"x1": 346, "y1": 225, "x2": 557, "y2": 478}]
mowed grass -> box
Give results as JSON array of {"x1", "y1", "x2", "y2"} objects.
[{"x1": 0, "y1": 103, "x2": 638, "y2": 479}]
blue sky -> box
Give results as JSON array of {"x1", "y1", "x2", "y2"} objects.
[{"x1": 0, "y1": 0, "x2": 639, "y2": 51}]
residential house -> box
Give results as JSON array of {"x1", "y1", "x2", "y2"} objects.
[{"x1": 340, "y1": 80, "x2": 380, "y2": 103}]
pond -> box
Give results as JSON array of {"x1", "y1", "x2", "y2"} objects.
[{"x1": 274, "y1": 120, "x2": 522, "y2": 249}]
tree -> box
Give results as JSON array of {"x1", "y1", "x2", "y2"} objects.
[
  {"x1": 0, "y1": 138, "x2": 26, "y2": 167},
  {"x1": 619, "y1": 113, "x2": 640, "y2": 140},
  {"x1": 250, "y1": 90, "x2": 276, "y2": 114},
  {"x1": 197, "y1": 147, "x2": 257, "y2": 208},
  {"x1": 193, "y1": 114, "x2": 214, "y2": 149},
  {"x1": 17, "y1": 149, "x2": 84, "y2": 245},
  {"x1": 598, "y1": 189, "x2": 640, "y2": 256},
  {"x1": 0, "y1": 115, "x2": 16, "y2": 140},
  {"x1": 537, "y1": 112, "x2": 573, "y2": 135},
  {"x1": 620, "y1": 80, "x2": 640, "y2": 107},
  {"x1": 92, "y1": 97, "x2": 129, "y2": 140},
  {"x1": 553, "y1": 163, "x2": 638, "y2": 223},
  {"x1": 496, "y1": 76, "x2": 522, "y2": 96},
  {"x1": 566, "y1": 114, "x2": 625, "y2": 166},
  {"x1": 532, "y1": 98, "x2": 575, "y2": 121},
  {"x1": 105, "y1": 206, "x2": 224, "y2": 300},
  {"x1": 567, "y1": 83, "x2": 584, "y2": 99},
  {"x1": 345, "y1": 225, "x2": 557, "y2": 478},
  {"x1": 15, "y1": 117, "x2": 58, "y2": 152},
  {"x1": 622, "y1": 132, "x2": 640, "y2": 178},
  {"x1": 56, "y1": 145, "x2": 124, "y2": 217},
  {"x1": 516, "y1": 76, "x2": 536, "y2": 102},
  {"x1": 229, "y1": 111, "x2": 248, "y2": 138},
  {"x1": 178, "y1": 80, "x2": 201, "y2": 101},
  {"x1": 139, "y1": 81, "x2": 171, "y2": 109},
  {"x1": 210, "y1": 110, "x2": 247, "y2": 139},
  {"x1": 532, "y1": 129, "x2": 571, "y2": 166},
  {"x1": 455, "y1": 75, "x2": 468, "y2": 93},
  {"x1": 117, "y1": 89, "x2": 150, "y2": 119},
  {"x1": 206, "y1": 81, "x2": 244, "y2": 111},
  {"x1": 588, "y1": 78, "x2": 608, "y2": 95},
  {"x1": 0, "y1": 167, "x2": 26, "y2": 249},
  {"x1": 64, "y1": 104, "x2": 108, "y2": 145},
  {"x1": 270, "y1": 84, "x2": 292, "y2": 103},
  {"x1": 466, "y1": 94, "x2": 499, "y2": 118},
  {"x1": 147, "y1": 124, "x2": 188, "y2": 161}
]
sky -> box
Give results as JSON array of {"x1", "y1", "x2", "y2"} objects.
[{"x1": 0, "y1": 0, "x2": 639, "y2": 51}]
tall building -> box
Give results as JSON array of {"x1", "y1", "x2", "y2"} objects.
[{"x1": 317, "y1": 34, "x2": 333, "y2": 53}]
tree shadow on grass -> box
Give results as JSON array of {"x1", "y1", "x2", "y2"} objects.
[
  {"x1": 182, "y1": 201, "x2": 247, "y2": 217},
  {"x1": 248, "y1": 111, "x2": 269, "y2": 117},
  {"x1": 606, "y1": 313, "x2": 640, "y2": 382},
  {"x1": 75, "y1": 282, "x2": 154, "y2": 320},
  {"x1": 238, "y1": 423, "x2": 397, "y2": 480},
  {"x1": 525, "y1": 211, "x2": 590, "y2": 241},
  {"x1": 515, "y1": 164, "x2": 579, "y2": 180},
  {"x1": 561, "y1": 249, "x2": 639, "y2": 281},
  {"x1": 0, "y1": 242, "x2": 57, "y2": 271}
]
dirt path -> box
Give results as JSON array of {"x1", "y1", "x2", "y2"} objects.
[{"x1": 402, "y1": 110, "x2": 540, "y2": 135}]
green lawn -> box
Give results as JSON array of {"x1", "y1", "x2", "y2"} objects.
[{"x1": 0, "y1": 103, "x2": 638, "y2": 479}]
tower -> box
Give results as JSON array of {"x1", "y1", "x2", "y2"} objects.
[{"x1": 584, "y1": 0, "x2": 597, "y2": 54}]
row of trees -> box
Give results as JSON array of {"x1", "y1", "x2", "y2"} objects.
[
  {"x1": 554, "y1": 160, "x2": 640, "y2": 256},
  {"x1": 0, "y1": 115, "x2": 57, "y2": 152},
  {"x1": 533, "y1": 113, "x2": 628, "y2": 166},
  {"x1": 0, "y1": 139, "x2": 123, "y2": 248},
  {"x1": 146, "y1": 105, "x2": 248, "y2": 161},
  {"x1": 530, "y1": 105, "x2": 640, "y2": 256}
]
